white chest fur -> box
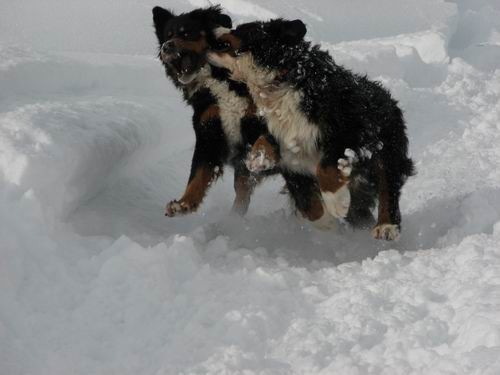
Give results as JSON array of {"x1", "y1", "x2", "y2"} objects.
[
  {"x1": 187, "y1": 66, "x2": 247, "y2": 147},
  {"x1": 202, "y1": 74, "x2": 247, "y2": 146},
  {"x1": 235, "y1": 55, "x2": 321, "y2": 174}
]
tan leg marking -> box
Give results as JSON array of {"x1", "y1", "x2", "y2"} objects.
[
  {"x1": 200, "y1": 105, "x2": 220, "y2": 124},
  {"x1": 317, "y1": 165, "x2": 349, "y2": 192},
  {"x1": 217, "y1": 33, "x2": 242, "y2": 51},
  {"x1": 165, "y1": 166, "x2": 221, "y2": 217},
  {"x1": 316, "y1": 165, "x2": 351, "y2": 218},
  {"x1": 231, "y1": 173, "x2": 260, "y2": 216},
  {"x1": 300, "y1": 194, "x2": 324, "y2": 222}
]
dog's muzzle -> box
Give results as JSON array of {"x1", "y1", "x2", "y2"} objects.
[
  {"x1": 160, "y1": 40, "x2": 180, "y2": 63},
  {"x1": 161, "y1": 40, "x2": 175, "y2": 54}
]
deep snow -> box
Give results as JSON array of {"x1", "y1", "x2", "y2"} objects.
[{"x1": 1, "y1": 0, "x2": 500, "y2": 374}]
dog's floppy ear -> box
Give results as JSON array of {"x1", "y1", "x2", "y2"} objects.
[
  {"x1": 152, "y1": 6, "x2": 174, "y2": 43},
  {"x1": 214, "y1": 13, "x2": 232, "y2": 29},
  {"x1": 271, "y1": 19, "x2": 307, "y2": 44},
  {"x1": 203, "y1": 6, "x2": 232, "y2": 29}
]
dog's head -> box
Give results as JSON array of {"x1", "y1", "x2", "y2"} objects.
[
  {"x1": 152, "y1": 6, "x2": 232, "y2": 85},
  {"x1": 207, "y1": 19, "x2": 307, "y2": 83}
]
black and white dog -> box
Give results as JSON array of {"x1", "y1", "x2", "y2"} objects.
[
  {"x1": 152, "y1": 6, "x2": 274, "y2": 216},
  {"x1": 208, "y1": 19, "x2": 415, "y2": 240}
]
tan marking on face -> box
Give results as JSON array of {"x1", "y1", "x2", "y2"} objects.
[
  {"x1": 200, "y1": 105, "x2": 220, "y2": 124},
  {"x1": 316, "y1": 165, "x2": 349, "y2": 193},
  {"x1": 251, "y1": 135, "x2": 279, "y2": 165},
  {"x1": 172, "y1": 35, "x2": 208, "y2": 54},
  {"x1": 218, "y1": 33, "x2": 242, "y2": 51}
]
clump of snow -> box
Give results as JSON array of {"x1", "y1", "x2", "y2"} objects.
[{"x1": 2, "y1": 0, "x2": 500, "y2": 374}]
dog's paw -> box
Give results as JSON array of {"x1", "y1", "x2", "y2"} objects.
[
  {"x1": 165, "y1": 199, "x2": 197, "y2": 217},
  {"x1": 321, "y1": 185, "x2": 351, "y2": 218},
  {"x1": 245, "y1": 147, "x2": 276, "y2": 173},
  {"x1": 337, "y1": 148, "x2": 357, "y2": 177},
  {"x1": 372, "y1": 224, "x2": 400, "y2": 241}
]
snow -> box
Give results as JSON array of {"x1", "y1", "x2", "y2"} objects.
[{"x1": 1, "y1": 0, "x2": 500, "y2": 374}]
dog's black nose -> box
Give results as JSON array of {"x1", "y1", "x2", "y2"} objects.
[{"x1": 161, "y1": 40, "x2": 175, "y2": 53}]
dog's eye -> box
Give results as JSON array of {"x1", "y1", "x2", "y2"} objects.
[
  {"x1": 214, "y1": 41, "x2": 231, "y2": 52},
  {"x1": 183, "y1": 30, "x2": 199, "y2": 39}
]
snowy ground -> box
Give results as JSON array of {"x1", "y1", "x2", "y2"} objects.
[{"x1": 1, "y1": 0, "x2": 500, "y2": 374}]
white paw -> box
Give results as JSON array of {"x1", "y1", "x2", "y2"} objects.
[
  {"x1": 321, "y1": 185, "x2": 351, "y2": 218},
  {"x1": 372, "y1": 224, "x2": 400, "y2": 241},
  {"x1": 165, "y1": 200, "x2": 195, "y2": 217},
  {"x1": 338, "y1": 148, "x2": 357, "y2": 177},
  {"x1": 245, "y1": 148, "x2": 276, "y2": 173}
]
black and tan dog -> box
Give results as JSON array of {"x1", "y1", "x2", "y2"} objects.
[
  {"x1": 208, "y1": 19, "x2": 415, "y2": 240},
  {"x1": 152, "y1": 6, "x2": 275, "y2": 216}
]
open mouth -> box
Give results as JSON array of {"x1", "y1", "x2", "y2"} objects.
[
  {"x1": 163, "y1": 51, "x2": 203, "y2": 85},
  {"x1": 177, "y1": 71, "x2": 198, "y2": 84}
]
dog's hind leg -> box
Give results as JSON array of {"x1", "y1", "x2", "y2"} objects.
[
  {"x1": 282, "y1": 171, "x2": 337, "y2": 230},
  {"x1": 371, "y1": 161, "x2": 402, "y2": 241},
  {"x1": 371, "y1": 118, "x2": 414, "y2": 240},
  {"x1": 316, "y1": 150, "x2": 356, "y2": 219},
  {"x1": 346, "y1": 184, "x2": 376, "y2": 229},
  {"x1": 231, "y1": 166, "x2": 260, "y2": 216}
]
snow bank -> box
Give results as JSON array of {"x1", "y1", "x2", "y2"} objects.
[
  {"x1": 0, "y1": 0, "x2": 457, "y2": 54},
  {"x1": 2, "y1": 0, "x2": 500, "y2": 373}
]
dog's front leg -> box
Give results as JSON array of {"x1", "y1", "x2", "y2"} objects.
[
  {"x1": 165, "y1": 105, "x2": 228, "y2": 217},
  {"x1": 165, "y1": 162, "x2": 222, "y2": 217}
]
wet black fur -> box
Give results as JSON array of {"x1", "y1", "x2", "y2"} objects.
[{"x1": 229, "y1": 19, "x2": 415, "y2": 228}]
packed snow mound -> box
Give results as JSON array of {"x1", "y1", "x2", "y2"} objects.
[{"x1": 2, "y1": 0, "x2": 500, "y2": 374}]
